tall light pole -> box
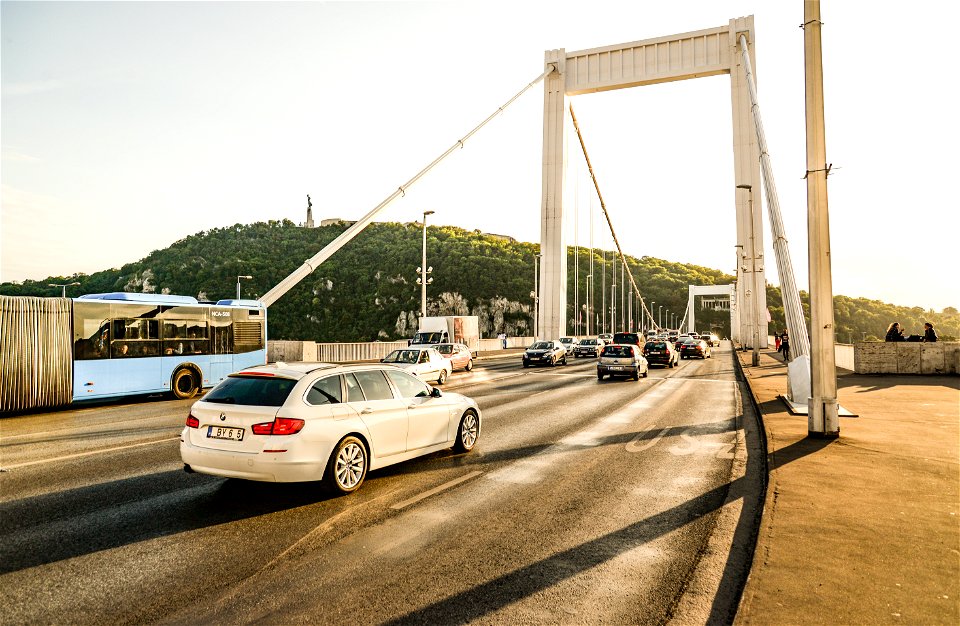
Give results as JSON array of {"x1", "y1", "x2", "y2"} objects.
[
  {"x1": 601, "y1": 251, "x2": 607, "y2": 335},
  {"x1": 236, "y1": 275, "x2": 252, "y2": 300},
  {"x1": 49, "y1": 281, "x2": 80, "y2": 297},
  {"x1": 417, "y1": 210, "x2": 435, "y2": 317},
  {"x1": 650, "y1": 301, "x2": 655, "y2": 331},
  {"x1": 658, "y1": 305, "x2": 663, "y2": 329},
  {"x1": 804, "y1": 0, "x2": 839, "y2": 437},
  {"x1": 531, "y1": 252, "x2": 541, "y2": 338},
  {"x1": 585, "y1": 274, "x2": 593, "y2": 335},
  {"x1": 737, "y1": 184, "x2": 761, "y2": 366},
  {"x1": 610, "y1": 283, "x2": 616, "y2": 333}
]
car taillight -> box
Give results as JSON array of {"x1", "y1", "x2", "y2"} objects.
[
  {"x1": 186, "y1": 413, "x2": 199, "y2": 428},
  {"x1": 252, "y1": 418, "x2": 305, "y2": 436}
]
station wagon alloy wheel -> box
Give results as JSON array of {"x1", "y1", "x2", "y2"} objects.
[
  {"x1": 328, "y1": 437, "x2": 367, "y2": 493},
  {"x1": 454, "y1": 411, "x2": 478, "y2": 452}
]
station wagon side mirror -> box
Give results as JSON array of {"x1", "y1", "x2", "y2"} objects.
[{"x1": 431, "y1": 387, "x2": 443, "y2": 398}]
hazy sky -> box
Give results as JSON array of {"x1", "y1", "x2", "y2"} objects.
[{"x1": 2, "y1": 1, "x2": 958, "y2": 311}]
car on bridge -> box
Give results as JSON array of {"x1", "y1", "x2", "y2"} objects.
[
  {"x1": 680, "y1": 338, "x2": 712, "y2": 359},
  {"x1": 597, "y1": 344, "x2": 648, "y2": 381},
  {"x1": 180, "y1": 362, "x2": 481, "y2": 494},
  {"x1": 380, "y1": 347, "x2": 453, "y2": 385},
  {"x1": 559, "y1": 337, "x2": 578, "y2": 353},
  {"x1": 523, "y1": 340, "x2": 567, "y2": 367},
  {"x1": 434, "y1": 342, "x2": 474, "y2": 371},
  {"x1": 612, "y1": 331, "x2": 644, "y2": 347},
  {"x1": 699, "y1": 332, "x2": 719, "y2": 346},
  {"x1": 573, "y1": 337, "x2": 604, "y2": 358},
  {"x1": 643, "y1": 339, "x2": 679, "y2": 368},
  {"x1": 598, "y1": 333, "x2": 614, "y2": 343}
]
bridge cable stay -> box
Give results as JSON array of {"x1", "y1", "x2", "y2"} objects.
[
  {"x1": 738, "y1": 35, "x2": 810, "y2": 364},
  {"x1": 567, "y1": 102, "x2": 661, "y2": 330},
  {"x1": 571, "y1": 149, "x2": 581, "y2": 334},
  {"x1": 259, "y1": 66, "x2": 556, "y2": 307}
]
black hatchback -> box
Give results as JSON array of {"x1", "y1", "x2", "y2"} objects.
[{"x1": 643, "y1": 340, "x2": 679, "y2": 368}]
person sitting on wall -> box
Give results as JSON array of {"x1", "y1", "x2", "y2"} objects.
[
  {"x1": 885, "y1": 322, "x2": 906, "y2": 342},
  {"x1": 922, "y1": 322, "x2": 938, "y2": 342}
]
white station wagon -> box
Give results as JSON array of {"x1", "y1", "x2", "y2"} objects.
[{"x1": 180, "y1": 362, "x2": 481, "y2": 494}]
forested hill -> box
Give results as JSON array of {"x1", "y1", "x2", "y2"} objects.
[{"x1": 2, "y1": 219, "x2": 957, "y2": 341}]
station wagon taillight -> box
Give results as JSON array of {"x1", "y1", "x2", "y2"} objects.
[
  {"x1": 186, "y1": 413, "x2": 199, "y2": 428},
  {"x1": 252, "y1": 417, "x2": 305, "y2": 436}
]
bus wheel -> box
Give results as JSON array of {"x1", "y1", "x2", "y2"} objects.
[{"x1": 172, "y1": 369, "x2": 199, "y2": 399}]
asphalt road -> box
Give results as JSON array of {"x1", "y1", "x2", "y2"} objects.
[{"x1": 0, "y1": 343, "x2": 760, "y2": 625}]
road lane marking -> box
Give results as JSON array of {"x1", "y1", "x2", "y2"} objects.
[
  {"x1": 1, "y1": 436, "x2": 180, "y2": 470},
  {"x1": 390, "y1": 470, "x2": 484, "y2": 510},
  {"x1": 626, "y1": 427, "x2": 670, "y2": 453},
  {"x1": 487, "y1": 387, "x2": 666, "y2": 484}
]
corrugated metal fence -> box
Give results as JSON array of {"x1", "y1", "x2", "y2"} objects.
[{"x1": 0, "y1": 296, "x2": 73, "y2": 412}]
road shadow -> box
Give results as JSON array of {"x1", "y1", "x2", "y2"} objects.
[
  {"x1": 381, "y1": 405, "x2": 825, "y2": 626},
  {"x1": 0, "y1": 471, "x2": 333, "y2": 574}
]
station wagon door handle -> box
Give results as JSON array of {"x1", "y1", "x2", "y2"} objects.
[{"x1": 360, "y1": 407, "x2": 373, "y2": 414}]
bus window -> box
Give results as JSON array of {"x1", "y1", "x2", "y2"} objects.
[
  {"x1": 163, "y1": 321, "x2": 187, "y2": 355},
  {"x1": 163, "y1": 320, "x2": 209, "y2": 355},
  {"x1": 110, "y1": 319, "x2": 160, "y2": 358},
  {"x1": 74, "y1": 302, "x2": 112, "y2": 360},
  {"x1": 211, "y1": 322, "x2": 234, "y2": 354}
]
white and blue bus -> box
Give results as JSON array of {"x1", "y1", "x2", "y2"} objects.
[{"x1": 0, "y1": 293, "x2": 267, "y2": 412}]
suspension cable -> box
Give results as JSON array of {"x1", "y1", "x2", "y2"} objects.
[
  {"x1": 259, "y1": 66, "x2": 556, "y2": 307},
  {"x1": 568, "y1": 102, "x2": 660, "y2": 329}
]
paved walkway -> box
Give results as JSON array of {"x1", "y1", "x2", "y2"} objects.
[{"x1": 734, "y1": 349, "x2": 959, "y2": 625}]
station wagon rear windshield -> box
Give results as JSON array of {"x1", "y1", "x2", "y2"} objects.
[{"x1": 205, "y1": 375, "x2": 298, "y2": 406}]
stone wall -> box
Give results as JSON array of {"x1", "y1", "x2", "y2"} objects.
[{"x1": 854, "y1": 342, "x2": 960, "y2": 375}]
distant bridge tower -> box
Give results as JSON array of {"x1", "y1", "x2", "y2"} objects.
[{"x1": 305, "y1": 194, "x2": 315, "y2": 228}]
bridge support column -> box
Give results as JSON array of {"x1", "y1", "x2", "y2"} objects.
[
  {"x1": 730, "y1": 19, "x2": 768, "y2": 349},
  {"x1": 539, "y1": 49, "x2": 568, "y2": 340}
]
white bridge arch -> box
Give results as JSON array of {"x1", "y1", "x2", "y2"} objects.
[{"x1": 538, "y1": 15, "x2": 767, "y2": 347}]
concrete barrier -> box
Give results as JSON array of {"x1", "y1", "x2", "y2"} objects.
[
  {"x1": 854, "y1": 342, "x2": 959, "y2": 375},
  {"x1": 269, "y1": 337, "x2": 537, "y2": 364},
  {"x1": 834, "y1": 344, "x2": 855, "y2": 371}
]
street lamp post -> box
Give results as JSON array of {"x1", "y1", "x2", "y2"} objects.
[
  {"x1": 531, "y1": 252, "x2": 541, "y2": 338},
  {"x1": 417, "y1": 210, "x2": 435, "y2": 317},
  {"x1": 737, "y1": 184, "x2": 761, "y2": 366},
  {"x1": 650, "y1": 301, "x2": 655, "y2": 331},
  {"x1": 236, "y1": 275, "x2": 252, "y2": 300},
  {"x1": 610, "y1": 283, "x2": 616, "y2": 333},
  {"x1": 49, "y1": 281, "x2": 80, "y2": 297},
  {"x1": 658, "y1": 306, "x2": 663, "y2": 329},
  {"x1": 585, "y1": 274, "x2": 593, "y2": 335}
]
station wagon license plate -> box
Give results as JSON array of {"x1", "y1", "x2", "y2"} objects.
[{"x1": 207, "y1": 425, "x2": 244, "y2": 441}]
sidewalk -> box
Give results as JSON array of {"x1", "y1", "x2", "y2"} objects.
[{"x1": 734, "y1": 349, "x2": 959, "y2": 625}]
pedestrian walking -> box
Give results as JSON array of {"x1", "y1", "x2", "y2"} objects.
[{"x1": 779, "y1": 329, "x2": 790, "y2": 361}]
